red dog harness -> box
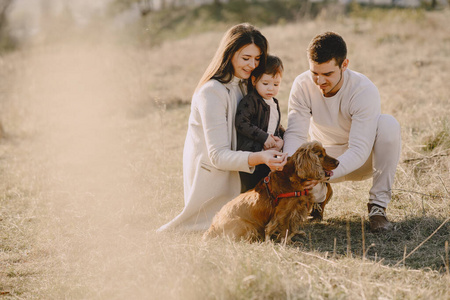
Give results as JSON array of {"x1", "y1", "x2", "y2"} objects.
[{"x1": 263, "y1": 175, "x2": 309, "y2": 207}]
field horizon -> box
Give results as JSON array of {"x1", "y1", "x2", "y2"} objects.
[{"x1": 0, "y1": 8, "x2": 449, "y2": 299}]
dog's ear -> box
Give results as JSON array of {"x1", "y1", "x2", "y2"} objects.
[
  {"x1": 283, "y1": 156, "x2": 295, "y2": 174},
  {"x1": 292, "y1": 146, "x2": 323, "y2": 180}
]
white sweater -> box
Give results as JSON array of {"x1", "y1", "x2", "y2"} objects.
[
  {"x1": 264, "y1": 97, "x2": 279, "y2": 135},
  {"x1": 283, "y1": 69, "x2": 381, "y2": 180}
]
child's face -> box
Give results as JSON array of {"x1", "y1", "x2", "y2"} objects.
[{"x1": 252, "y1": 73, "x2": 282, "y2": 100}]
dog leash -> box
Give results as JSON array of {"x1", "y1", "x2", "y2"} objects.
[{"x1": 263, "y1": 175, "x2": 309, "y2": 207}]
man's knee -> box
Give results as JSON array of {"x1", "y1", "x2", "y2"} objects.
[{"x1": 377, "y1": 114, "x2": 401, "y2": 146}]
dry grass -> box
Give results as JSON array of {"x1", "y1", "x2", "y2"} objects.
[{"x1": 0, "y1": 9, "x2": 449, "y2": 299}]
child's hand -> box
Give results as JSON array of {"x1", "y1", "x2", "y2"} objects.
[
  {"x1": 273, "y1": 135, "x2": 284, "y2": 152},
  {"x1": 263, "y1": 135, "x2": 276, "y2": 150},
  {"x1": 264, "y1": 135, "x2": 283, "y2": 151}
]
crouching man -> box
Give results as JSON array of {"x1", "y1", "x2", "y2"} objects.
[{"x1": 283, "y1": 32, "x2": 401, "y2": 232}]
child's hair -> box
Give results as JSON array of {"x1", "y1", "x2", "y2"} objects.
[{"x1": 248, "y1": 55, "x2": 283, "y2": 92}]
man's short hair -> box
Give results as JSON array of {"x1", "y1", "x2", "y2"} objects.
[{"x1": 307, "y1": 32, "x2": 347, "y2": 67}]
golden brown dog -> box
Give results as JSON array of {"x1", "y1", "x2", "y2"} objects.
[{"x1": 202, "y1": 141, "x2": 339, "y2": 243}]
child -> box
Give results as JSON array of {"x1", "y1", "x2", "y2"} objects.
[{"x1": 235, "y1": 55, "x2": 285, "y2": 192}]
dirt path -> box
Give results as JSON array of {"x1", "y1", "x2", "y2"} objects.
[{"x1": 0, "y1": 41, "x2": 175, "y2": 297}]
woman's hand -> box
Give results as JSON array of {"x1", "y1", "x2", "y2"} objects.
[
  {"x1": 265, "y1": 150, "x2": 288, "y2": 171},
  {"x1": 248, "y1": 150, "x2": 287, "y2": 171}
]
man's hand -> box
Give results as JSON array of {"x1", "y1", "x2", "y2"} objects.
[{"x1": 302, "y1": 180, "x2": 319, "y2": 190}]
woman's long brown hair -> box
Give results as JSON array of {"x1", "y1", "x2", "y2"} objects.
[{"x1": 196, "y1": 23, "x2": 268, "y2": 92}]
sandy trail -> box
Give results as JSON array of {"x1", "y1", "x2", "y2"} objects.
[
  {"x1": 0, "y1": 28, "x2": 189, "y2": 295},
  {"x1": 20, "y1": 44, "x2": 132, "y2": 219},
  {"x1": 4, "y1": 42, "x2": 164, "y2": 296}
]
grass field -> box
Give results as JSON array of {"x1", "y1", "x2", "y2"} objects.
[{"x1": 0, "y1": 8, "x2": 449, "y2": 299}]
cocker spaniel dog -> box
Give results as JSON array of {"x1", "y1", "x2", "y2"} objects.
[{"x1": 202, "y1": 141, "x2": 339, "y2": 243}]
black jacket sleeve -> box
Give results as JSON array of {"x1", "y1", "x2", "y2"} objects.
[{"x1": 235, "y1": 94, "x2": 269, "y2": 145}]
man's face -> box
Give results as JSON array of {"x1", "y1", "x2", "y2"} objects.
[{"x1": 309, "y1": 58, "x2": 348, "y2": 97}]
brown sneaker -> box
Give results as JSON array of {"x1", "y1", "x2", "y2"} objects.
[
  {"x1": 310, "y1": 183, "x2": 333, "y2": 221},
  {"x1": 368, "y1": 203, "x2": 393, "y2": 232}
]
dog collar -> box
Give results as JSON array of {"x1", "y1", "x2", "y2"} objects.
[{"x1": 263, "y1": 175, "x2": 309, "y2": 206}]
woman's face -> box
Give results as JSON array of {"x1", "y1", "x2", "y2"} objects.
[{"x1": 231, "y1": 43, "x2": 262, "y2": 79}]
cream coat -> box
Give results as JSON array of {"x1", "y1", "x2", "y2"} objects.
[{"x1": 157, "y1": 77, "x2": 254, "y2": 232}]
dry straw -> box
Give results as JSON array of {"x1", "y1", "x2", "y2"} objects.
[
  {"x1": 445, "y1": 240, "x2": 449, "y2": 275},
  {"x1": 395, "y1": 217, "x2": 450, "y2": 267},
  {"x1": 361, "y1": 216, "x2": 366, "y2": 261},
  {"x1": 346, "y1": 218, "x2": 352, "y2": 258}
]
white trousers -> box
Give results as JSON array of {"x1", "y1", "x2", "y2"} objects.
[{"x1": 312, "y1": 114, "x2": 401, "y2": 208}]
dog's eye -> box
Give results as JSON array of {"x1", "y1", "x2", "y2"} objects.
[{"x1": 317, "y1": 153, "x2": 324, "y2": 158}]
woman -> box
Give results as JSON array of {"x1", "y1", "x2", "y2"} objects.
[{"x1": 157, "y1": 23, "x2": 287, "y2": 232}]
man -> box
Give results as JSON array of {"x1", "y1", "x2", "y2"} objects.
[{"x1": 283, "y1": 32, "x2": 401, "y2": 232}]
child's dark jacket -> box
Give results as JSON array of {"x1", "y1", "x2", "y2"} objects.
[{"x1": 235, "y1": 90, "x2": 285, "y2": 152}]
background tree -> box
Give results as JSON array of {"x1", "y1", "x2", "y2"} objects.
[
  {"x1": 110, "y1": 0, "x2": 155, "y2": 16},
  {"x1": 0, "y1": 0, "x2": 14, "y2": 50},
  {"x1": 0, "y1": 0, "x2": 13, "y2": 29}
]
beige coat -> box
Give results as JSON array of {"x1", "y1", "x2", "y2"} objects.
[{"x1": 157, "y1": 77, "x2": 253, "y2": 232}]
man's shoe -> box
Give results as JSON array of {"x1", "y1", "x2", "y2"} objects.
[
  {"x1": 310, "y1": 183, "x2": 333, "y2": 221},
  {"x1": 368, "y1": 203, "x2": 393, "y2": 232}
]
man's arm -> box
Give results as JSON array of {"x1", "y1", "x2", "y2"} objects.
[
  {"x1": 283, "y1": 77, "x2": 312, "y2": 156},
  {"x1": 331, "y1": 85, "x2": 381, "y2": 179}
]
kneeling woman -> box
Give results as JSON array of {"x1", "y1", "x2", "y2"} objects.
[{"x1": 157, "y1": 23, "x2": 287, "y2": 232}]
